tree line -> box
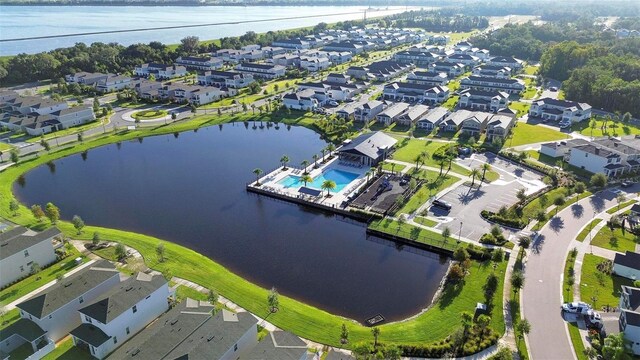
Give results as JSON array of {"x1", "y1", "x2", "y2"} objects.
[{"x1": 391, "y1": 11, "x2": 489, "y2": 33}]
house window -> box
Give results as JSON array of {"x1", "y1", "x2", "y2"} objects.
[
  {"x1": 114, "y1": 336, "x2": 117, "y2": 344},
  {"x1": 126, "y1": 327, "x2": 130, "y2": 335},
  {"x1": 79, "y1": 296, "x2": 84, "y2": 304},
  {"x1": 132, "y1": 305, "x2": 137, "y2": 313},
  {"x1": 234, "y1": 344, "x2": 238, "y2": 352},
  {"x1": 24, "y1": 250, "x2": 29, "y2": 257},
  {"x1": 85, "y1": 315, "x2": 92, "y2": 324}
]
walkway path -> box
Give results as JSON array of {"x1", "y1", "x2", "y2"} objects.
[{"x1": 522, "y1": 190, "x2": 622, "y2": 360}]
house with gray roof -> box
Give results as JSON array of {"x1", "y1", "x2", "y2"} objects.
[
  {"x1": 337, "y1": 131, "x2": 397, "y2": 166},
  {"x1": 459, "y1": 76, "x2": 525, "y2": 95},
  {"x1": 17, "y1": 260, "x2": 120, "y2": 342},
  {"x1": 325, "y1": 350, "x2": 355, "y2": 360},
  {"x1": 619, "y1": 285, "x2": 640, "y2": 355},
  {"x1": 613, "y1": 251, "x2": 640, "y2": 281},
  {"x1": 376, "y1": 102, "x2": 410, "y2": 126},
  {"x1": 243, "y1": 330, "x2": 309, "y2": 360},
  {"x1": 0, "y1": 318, "x2": 53, "y2": 359},
  {"x1": 0, "y1": 227, "x2": 59, "y2": 288},
  {"x1": 416, "y1": 106, "x2": 450, "y2": 131},
  {"x1": 529, "y1": 97, "x2": 592, "y2": 123},
  {"x1": 70, "y1": 273, "x2": 171, "y2": 359},
  {"x1": 107, "y1": 299, "x2": 260, "y2": 360}
]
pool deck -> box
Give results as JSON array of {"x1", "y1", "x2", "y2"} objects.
[{"x1": 246, "y1": 156, "x2": 374, "y2": 217}]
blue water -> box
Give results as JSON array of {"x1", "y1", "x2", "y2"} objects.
[{"x1": 278, "y1": 169, "x2": 359, "y2": 192}]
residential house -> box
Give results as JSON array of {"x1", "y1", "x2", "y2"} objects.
[
  {"x1": 345, "y1": 66, "x2": 370, "y2": 80},
  {"x1": 282, "y1": 89, "x2": 319, "y2": 111},
  {"x1": 134, "y1": 80, "x2": 163, "y2": 100},
  {"x1": 458, "y1": 89, "x2": 509, "y2": 112},
  {"x1": 270, "y1": 54, "x2": 301, "y2": 67},
  {"x1": 568, "y1": 143, "x2": 625, "y2": 177},
  {"x1": 416, "y1": 106, "x2": 450, "y2": 130},
  {"x1": 65, "y1": 72, "x2": 107, "y2": 85},
  {"x1": 175, "y1": 56, "x2": 223, "y2": 71},
  {"x1": 529, "y1": 98, "x2": 592, "y2": 123},
  {"x1": 16, "y1": 260, "x2": 121, "y2": 342},
  {"x1": 0, "y1": 318, "x2": 54, "y2": 359},
  {"x1": 300, "y1": 56, "x2": 330, "y2": 72},
  {"x1": 383, "y1": 82, "x2": 449, "y2": 104},
  {"x1": 326, "y1": 73, "x2": 350, "y2": 84},
  {"x1": 297, "y1": 80, "x2": 362, "y2": 102},
  {"x1": 619, "y1": 285, "x2": 640, "y2": 355},
  {"x1": 3, "y1": 96, "x2": 67, "y2": 116},
  {"x1": 393, "y1": 48, "x2": 441, "y2": 66},
  {"x1": 197, "y1": 70, "x2": 254, "y2": 88},
  {"x1": 326, "y1": 51, "x2": 353, "y2": 64},
  {"x1": 365, "y1": 61, "x2": 410, "y2": 81},
  {"x1": 95, "y1": 75, "x2": 132, "y2": 93},
  {"x1": 485, "y1": 113, "x2": 516, "y2": 140},
  {"x1": 459, "y1": 111, "x2": 493, "y2": 137},
  {"x1": 0, "y1": 227, "x2": 59, "y2": 288},
  {"x1": 70, "y1": 274, "x2": 171, "y2": 359},
  {"x1": 487, "y1": 56, "x2": 524, "y2": 71},
  {"x1": 353, "y1": 100, "x2": 385, "y2": 122},
  {"x1": 271, "y1": 39, "x2": 311, "y2": 50},
  {"x1": 432, "y1": 61, "x2": 465, "y2": 77},
  {"x1": 235, "y1": 63, "x2": 286, "y2": 79},
  {"x1": 459, "y1": 76, "x2": 525, "y2": 95},
  {"x1": 472, "y1": 65, "x2": 512, "y2": 78},
  {"x1": 323, "y1": 41, "x2": 364, "y2": 54},
  {"x1": 396, "y1": 104, "x2": 430, "y2": 126},
  {"x1": 406, "y1": 71, "x2": 449, "y2": 86},
  {"x1": 337, "y1": 131, "x2": 397, "y2": 166},
  {"x1": 613, "y1": 251, "x2": 640, "y2": 281},
  {"x1": 335, "y1": 101, "x2": 361, "y2": 120},
  {"x1": 445, "y1": 54, "x2": 481, "y2": 67},
  {"x1": 214, "y1": 48, "x2": 242, "y2": 62},
  {"x1": 539, "y1": 139, "x2": 589, "y2": 159},
  {"x1": 262, "y1": 46, "x2": 287, "y2": 57},
  {"x1": 106, "y1": 299, "x2": 259, "y2": 360},
  {"x1": 440, "y1": 110, "x2": 472, "y2": 133},
  {"x1": 325, "y1": 350, "x2": 356, "y2": 360},
  {"x1": 244, "y1": 331, "x2": 309, "y2": 360},
  {"x1": 376, "y1": 102, "x2": 410, "y2": 126},
  {"x1": 134, "y1": 63, "x2": 187, "y2": 79}
]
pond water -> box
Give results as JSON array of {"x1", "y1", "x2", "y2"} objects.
[{"x1": 13, "y1": 123, "x2": 449, "y2": 323}]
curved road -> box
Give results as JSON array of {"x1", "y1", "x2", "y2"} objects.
[{"x1": 522, "y1": 188, "x2": 624, "y2": 359}]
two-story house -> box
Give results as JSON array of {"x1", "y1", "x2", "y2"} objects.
[
  {"x1": 70, "y1": 274, "x2": 171, "y2": 359},
  {"x1": 376, "y1": 102, "x2": 410, "y2": 126},
  {"x1": 271, "y1": 38, "x2": 311, "y2": 50},
  {"x1": 134, "y1": 63, "x2": 188, "y2": 79},
  {"x1": 485, "y1": 113, "x2": 516, "y2": 141},
  {"x1": 396, "y1": 104, "x2": 430, "y2": 126},
  {"x1": 235, "y1": 63, "x2": 286, "y2": 79},
  {"x1": 431, "y1": 61, "x2": 465, "y2": 77},
  {"x1": 619, "y1": 285, "x2": 640, "y2": 356},
  {"x1": 175, "y1": 56, "x2": 223, "y2": 71},
  {"x1": 16, "y1": 260, "x2": 121, "y2": 342},
  {"x1": 486, "y1": 56, "x2": 524, "y2": 71},
  {"x1": 282, "y1": 89, "x2": 320, "y2": 111},
  {"x1": 244, "y1": 331, "x2": 309, "y2": 360},
  {"x1": 393, "y1": 48, "x2": 441, "y2": 66},
  {"x1": 354, "y1": 100, "x2": 385, "y2": 122},
  {"x1": 459, "y1": 76, "x2": 525, "y2": 95},
  {"x1": 95, "y1": 75, "x2": 132, "y2": 93},
  {"x1": 0, "y1": 227, "x2": 59, "y2": 288},
  {"x1": 459, "y1": 111, "x2": 493, "y2": 137},
  {"x1": 529, "y1": 98, "x2": 592, "y2": 123},
  {"x1": 416, "y1": 106, "x2": 450, "y2": 131},
  {"x1": 458, "y1": 89, "x2": 509, "y2": 112},
  {"x1": 568, "y1": 143, "x2": 624, "y2": 177},
  {"x1": 472, "y1": 65, "x2": 512, "y2": 78},
  {"x1": 445, "y1": 54, "x2": 481, "y2": 67},
  {"x1": 613, "y1": 251, "x2": 640, "y2": 281},
  {"x1": 197, "y1": 70, "x2": 254, "y2": 89},
  {"x1": 406, "y1": 71, "x2": 449, "y2": 86},
  {"x1": 383, "y1": 82, "x2": 449, "y2": 104}
]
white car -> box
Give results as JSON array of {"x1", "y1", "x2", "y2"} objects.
[
  {"x1": 586, "y1": 310, "x2": 603, "y2": 326},
  {"x1": 328, "y1": 101, "x2": 339, "y2": 106},
  {"x1": 559, "y1": 121, "x2": 571, "y2": 129},
  {"x1": 562, "y1": 302, "x2": 591, "y2": 314}
]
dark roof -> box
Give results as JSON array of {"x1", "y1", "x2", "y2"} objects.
[
  {"x1": 614, "y1": 251, "x2": 640, "y2": 270},
  {"x1": 630, "y1": 204, "x2": 640, "y2": 214},
  {"x1": 0, "y1": 318, "x2": 46, "y2": 342},
  {"x1": 18, "y1": 260, "x2": 118, "y2": 318},
  {"x1": 338, "y1": 132, "x2": 397, "y2": 160},
  {"x1": 463, "y1": 76, "x2": 524, "y2": 85},
  {"x1": 70, "y1": 323, "x2": 111, "y2": 347},
  {"x1": 0, "y1": 226, "x2": 59, "y2": 261},
  {"x1": 238, "y1": 63, "x2": 281, "y2": 70},
  {"x1": 244, "y1": 331, "x2": 307, "y2": 360},
  {"x1": 625, "y1": 310, "x2": 640, "y2": 326},
  {"x1": 106, "y1": 299, "x2": 215, "y2": 360},
  {"x1": 163, "y1": 310, "x2": 257, "y2": 360},
  {"x1": 534, "y1": 97, "x2": 591, "y2": 111},
  {"x1": 298, "y1": 187, "x2": 322, "y2": 197},
  {"x1": 325, "y1": 350, "x2": 356, "y2": 360},
  {"x1": 78, "y1": 274, "x2": 166, "y2": 324}
]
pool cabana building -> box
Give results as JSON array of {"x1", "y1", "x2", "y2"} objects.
[{"x1": 337, "y1": 131, "x2": 397, "y2": 167}]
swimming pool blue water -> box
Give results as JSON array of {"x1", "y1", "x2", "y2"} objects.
[{"x1": 278, "y1": 169, "x2": 360, "y2": 192}]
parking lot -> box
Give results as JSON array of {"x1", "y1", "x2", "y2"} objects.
[{"x1": 427, "y1": 152, "x2": 547, "y2": 241}]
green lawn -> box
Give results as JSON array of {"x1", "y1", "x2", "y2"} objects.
[
  {"x1": 397, "y1": 171, "x2": 457, "y2": 215},
  {"x1": 580, "y1": 254, "x2": 634, "y2": 309},
  {"x1": 521, "y1": 187, "x2": 569, "y2": 221},
  {"x1": 415, "y1": 216, "x2": 438, "y2": 227},
  {"x1": 525, "y1": 150, "x2": 561, "y2": 168},
  {"x1": 567, "y1": 322, "x2": 589, "y2": 360},
  {"x1": 0, "y1": 142, "x2": 13, "y2": 151},
  {"x1": 42, "y1": 337, "x2": 93, "y2": 360},
  {"x1": 0, "y1": 112, "x2": 504, "y2": 349},
  {"x1": 591, "y1": 226, "x2": 640, "y2": 253},
  {"x1": 573, "y1": 119, "x2": 640, "y2": 138},
  {"x1": 576, "y1": 219, "x2": 603, "y2": 242},
  {"x1": 563, "y1": 251, "x2": 577, "y2": 302},
  {"x1": 392, "y1": 138, "x2": 470, "y2": 175},
  {"x1": 442, "y1": 95, "x2": 459, "y2": 110},
  {"x1": 523, "y1": 65, "x2": 538, "y2": 76},
  {"x1": 381, "y1": 162, "x2": 406, "y2": 173},
  {"x1": 132, "y1": 109, "x2": 168, "y2": 120},
  {"x1": 25, "y1": 118, "x2": 108, "y2": 144},
  {"x1": 508, "y1": 102, "x2": 531, "y2": 118},
  {"x1": 176, "y1": 285, "x2": 208, "y2": 302},
  {"x1": 506, "y1": 123, "x2": 568, "y2": 148},
  {"x1": 0, "y1": 250, "x2": 88, "y2": 307},
  {"x1": 521, "y1": 87, "x2": 537, "y2": 100},
  {"x1": 605, "y1": 199, "x2": 637, "y2": 214},
  {"x1": 0, "y1": 308, "x2": 20, "y2": 330}
]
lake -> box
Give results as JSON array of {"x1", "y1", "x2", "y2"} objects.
[
  {"x1": 0, "y1": 5, "x2": 412, "y2": 55},
  {"x1": 13, "y1": 124, "x2": 449, "y2": 323}
]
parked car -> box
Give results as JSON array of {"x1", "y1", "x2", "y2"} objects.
[
  {"x1": 328, "y1": 101, "x2": 339, "y2": 106},
  {"x1": 559, "y1": 120, "x2": 571, "y2": 129},
  {"x1": 550, "y1": 86, "x2": 558, "y2": 91},
  {"x1": 586, "y1": 310, "x2": 603, "y2": 327},
  {"x1": 432, "y1": 199, "x2": 452, "y2": 211},
  {"x1": 562, "y1": 302, "x2": 591, "y2": 314},
  {"x1": 621, "y1": 181, "x2": 633, "y2": 188}
]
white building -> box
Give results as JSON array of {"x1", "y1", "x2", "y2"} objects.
[
  {"x1": 406, "y1": 71, "x2": 449, "y2": 86},
  {"x1": 619, "y1": 285, "x2": 640, "y2": 356},
  {"x1": 458, "y1": 89, "x2": 509, "y2": 112},
  {"x1": 0, "y1": 227, "x2": 59, "y2": 288},
  {"x1": 568, "y1": 143, "x2": 624, "y2": 177},
  {"x1": 282, "y1": 89, "x2": 319, "y2": 111},
  {"x1": 416, "y1": 106, "x2": 450, "y2": 130},
  {"x1": 354, "y1": 100, "x2": 385, "y2": 122},
  {"x1": 376, "y1": 102, "x2": 410, "y2": 126},
  {"x1": 95, "y1": 75, "x2": 132, "y2": 93},
  {"x1": 529, "y1": 98, "x2": 592, "y2": 123},
  {"x1": 175, "y1": 56, "x2": 223, "y2": 71},
  {"x1": 613, "y1": 251, "x2": 640, "y2": 281},
  {"x1": 70, "y1": 274, "x2": 171, "y2": 359},
  {"x1": 16, "y1": 260, "x2": 121, "y2": 342},
  {"x1": 459, "y1": 76, "x2": 525, "y2": 95},
  {"x1": 197, "y1": 70, "x2": 254, "y2": 88},
  {"x1": 134, "y1": 63, "x2": 188, "y2": 79},
  {"x1": 235, "y1": 63, "x2": 286, "y2": 79}
]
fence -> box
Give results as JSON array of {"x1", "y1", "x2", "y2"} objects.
[{"x1": 367, "y1": 223, "x2": 459, "y2": 255}]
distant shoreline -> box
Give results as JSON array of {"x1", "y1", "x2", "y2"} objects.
[{"x1": 0, "y1": 2, "x2": 430, "y2": 7}]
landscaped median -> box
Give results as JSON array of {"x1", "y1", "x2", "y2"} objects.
[{"x1": 0, "y1": 113, "x2": 507, "y2": 354}]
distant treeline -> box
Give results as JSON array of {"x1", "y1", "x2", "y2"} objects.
[
  {"x1": 470, "y1": 18, "x2": 640, "y2": 116},
  {"x1": 389, "y1": 10, "x2": 489, "y2": 32}
]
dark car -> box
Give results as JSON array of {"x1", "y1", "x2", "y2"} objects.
[
  {"x1": 621, "y1": 181, "x2": 633, "y2": 188},
  {"x1": 432, "y1": 199, "x2": 452, "y2": 211}
]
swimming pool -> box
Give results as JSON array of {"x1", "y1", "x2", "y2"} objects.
[{"x1": 278, "y1": 169, "x2": 360, "y2": 193}]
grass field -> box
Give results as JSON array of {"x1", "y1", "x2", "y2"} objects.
[
  {"x1": 132, "y1": 109, "x2": 168, "y2": 120},
  {"x1": 563, "y1": 251, "x2": 576, "y2": 302},
  {"x1": 573, "y1": 119, "x2": 640, "y2": 138},
  {"x1": 415, "y1": 216, "x2": 438, "y2": 227},
  {"x1": 506, "y1": 123, "x2": 568, "y2": 148},
  {"x1": 392, "y1": 138, "x2": 471, "y2": 175},
  {"x1": 397, "y1": 171, "x2": 458, "y2": 215},
  {"x1": 508, "y1": 101, "x2": 531, "y2": 118},
  {"x1": 521, "y1": 87, "x2": 538, "y2": 100},
  {"x1": 567, "y1": 322, "x2": 588, "y2": 360},
  {"x1": 605, "y1": 199, "x2": 637, "y2": 214},
  {"x1": 575, "y1": 219, "x2": 603, "y2": 242},
  {"x1": 381, "y1": 162, "x2": 406, "y2": 173},
  {"x1": 42, "y1": 337, "x2": 93, "y2": 360},
  {"x1": 591, "y1": 226, "x2": 640, "y2": 253},
  {"x1": 523, "y1": 65, "x2": 538, "y2": 76},
  {"x1": 25, "y1": 118, "x2": 108, "y2": 144},
  {"x1": 0, "y1": 110, "x2": 505, "y2": 349},
  {"x1": 442, "y1": 95, "x2": 459, "y2": 110},
  {"x1": 580, "y1": 254, "x2": 633, "y2": 309},
  {"x1": 0, "y1": 142, "x2": 13, "y2": 151}
]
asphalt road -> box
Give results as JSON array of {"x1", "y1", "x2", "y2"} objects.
[{"x1": 522, "y1": 188, "x2": 632, "y2": 360}]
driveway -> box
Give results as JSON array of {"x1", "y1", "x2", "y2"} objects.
[{"x1": 523, "y1": 190, "x2": 622, "y2": 360}]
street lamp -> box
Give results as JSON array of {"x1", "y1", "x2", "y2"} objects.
[{"x1": 458, "y1": 221, "x2": 463, "y2": 243}]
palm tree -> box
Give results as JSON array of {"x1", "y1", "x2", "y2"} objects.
[
  {"x1": 481, "y1": 163, "x2": 491, "y2": 182},
  {"x1": 469, "y1": 168, "x2": 481, "y2": 187},
  {"x1": 321, "y1": 180, "x2": 336, "y2": 197},
  {"x1": 460, "y1": 311, "x2": 473, "y2": 340},
  {"x1": 371, "y1": 327, "x2": 380, "y2": 348},
  {"x1": 326, "y1": 143, "x2": 336, "y2": 157},
  {"x1": 365, "y1": 169, "x2": 373, "y2": 183},
  {"x1": 321, "y1": 149, "x2": 326, "y2": 162},
  {"x1": 301, "y1": 160, "x2": 310, "y2": 174},
  {"x1": 252, "y1": 168, "x2": 263, "y2": 186},
  {"x1": 312, "y1": 154, "x2": 319, "y2": 168},
  {"x1": 280, "y1": 155, "x2": 289, "y2": 170},
  {"x1": 300, "y1": 174, "x2": 312, "y2": 186},
  {"x1": 617, "y1": 193, "x2": 627, "y2": 210}
]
